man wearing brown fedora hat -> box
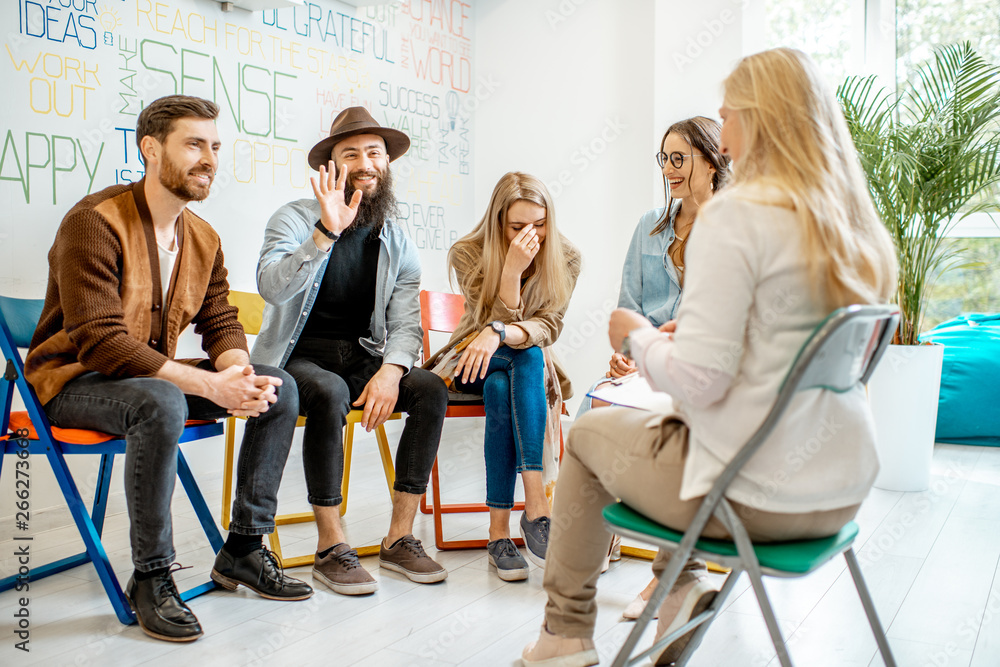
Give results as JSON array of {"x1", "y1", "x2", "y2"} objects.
[{"x1": 251, "y1": 107, "x2": 450, "y2": 595}]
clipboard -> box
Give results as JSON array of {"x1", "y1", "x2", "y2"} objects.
[{"x1": 587, "y1": 374, "x2": 675, "y2": 413}]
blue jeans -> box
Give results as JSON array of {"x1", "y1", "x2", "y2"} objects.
[
  {"x1": 44, "y1": 362, "x2": 299, "y2": 573},
  {"x1": 455, "y1": 346, "x2": 546, "y2": 509}
]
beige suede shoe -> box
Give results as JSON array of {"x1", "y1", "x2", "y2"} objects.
[
  {"x1": 653, "y1": 574, "x2": 718, "y2": 665},
  {"x1": 622, "y1": 592, "x2": 660, "y2": 621},
  {"x1": 521, "y1": 624, "x2": 599, "y2": 667}
]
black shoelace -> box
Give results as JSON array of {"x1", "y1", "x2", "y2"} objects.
[
  {"x1": 531, "y1": 516, "x2": 550, "y2": 544},
  {"x1": 493, "y1": 538, "x2": 521, "y2": 559},
  {"x1": 256, "y1": 545, "x2": 289, "y2": 586},
  {"x1": 154, "y1": 563, "x2": 192, "y2": 601}
]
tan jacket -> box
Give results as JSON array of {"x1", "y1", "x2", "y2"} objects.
[
  {"x1": 26, "y1": 180, "x2": 246, "y2": 405},
  {"x1": 426, "y1": 240, "x2": 581, "y2": 399}
]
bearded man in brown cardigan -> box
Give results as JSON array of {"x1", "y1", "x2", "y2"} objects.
[{"x1": 25, "y1": 95, "x2": 313, "y2": 643}]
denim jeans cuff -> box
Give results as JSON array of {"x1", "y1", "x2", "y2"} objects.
[
  {"x1": 485, "y1": 499, "x2": 515, "y2": 510},
  {"x1": 393, "y1": 481, "x2": 427, "y2": 496},
  {"x1": 308, "y1": 495, "x2": 344, "y2": 507},
  {"x1": 228, "y1": 523, "x2": 275, "y2": 536},
  {"x1": 134, "y1": 551, "x2": 177, "y2": 574},
  {"x1": 515, "y1": 464, "x2": 544, "y2": 474}
]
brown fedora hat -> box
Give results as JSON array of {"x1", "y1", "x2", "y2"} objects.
[{"x1": 308, "y1": 106, "x2": 410, "y2": 171}]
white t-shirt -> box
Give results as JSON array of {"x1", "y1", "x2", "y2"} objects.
[
  {"x1": 631, "y1": 191, "x2": 879, "y2": 513},
  {"x1": 157, "y1": 234, "x2": 179, "y2": 303}
]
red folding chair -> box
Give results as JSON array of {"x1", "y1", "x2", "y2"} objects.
[{"x1": 418, "y1": 290, "x2": 534, "y2": 550}]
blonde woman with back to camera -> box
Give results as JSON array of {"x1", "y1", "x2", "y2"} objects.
[
  {"x1": 426, "y1": 171, "x2": 580, "y2": 582},
  {"x1": 521, "y1": 48, "x2": 897, "y2": 667}
]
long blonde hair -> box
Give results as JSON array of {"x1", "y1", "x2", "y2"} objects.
[
  {"x1": 448, "y1": 172, "x2": 577, "y2": 326},
  {"x1": 720, "y1": 48, "x2": 896, "y2": 307}
]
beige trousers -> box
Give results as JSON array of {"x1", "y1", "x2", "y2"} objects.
[{"x1": 542, "y1": 407, "x2": 861, "y2": 638}]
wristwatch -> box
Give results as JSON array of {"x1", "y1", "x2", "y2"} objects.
[
  {"x1": 620, "y1": 334, "x2": 632, "y2": 359},
  {"x1": 315, "y1": 219, "x2": 340, "y2": 241},
  {"x1": 490, "y1": 320, "x2": 506, "y2": 343}
]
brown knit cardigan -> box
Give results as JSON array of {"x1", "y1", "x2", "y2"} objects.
[{"x1": 25, "y1": 179, "x2": 247, "y2": 405}]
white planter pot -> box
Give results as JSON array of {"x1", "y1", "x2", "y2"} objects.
[{"x1": 867, "y1": 343, "x2": 944, "y2": 492}]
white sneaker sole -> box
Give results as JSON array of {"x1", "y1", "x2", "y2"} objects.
[
  {"x1": 519, "y1": 524, "x2": 547, "y2": 569},
  {"x1": 521, "y1": 648, "x2": 599, "y2": 667},
  {"x1": 488, "y1": 553, "x2": 529, "y2": 581},
  {"x1": 311, "y1": 568, "x2": 378, "y2": 595},
  {"x1": 379, "y1": 559, "x2": 448, "y2": 584}
]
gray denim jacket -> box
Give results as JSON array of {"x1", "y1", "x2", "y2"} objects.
[{"x1": 250, "y1": 198, "x2": 423, "y2": 371}]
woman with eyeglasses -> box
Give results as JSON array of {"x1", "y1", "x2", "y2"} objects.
[
  {"x1": 586, "y1": 117, "x2": 729, "y2": 407},
  {"x1": 522, "y1": 49, "x2": 896, "y2": 667},
  {"x1": 581, "y1": 117, "x2": 730, "y2": 616}
]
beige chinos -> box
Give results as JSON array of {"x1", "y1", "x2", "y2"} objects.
[{"x1": 542, "y1": 407, "x2": 860, "y2": 638}]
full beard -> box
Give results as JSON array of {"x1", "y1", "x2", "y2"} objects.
[
  {"x1": 344, "y1": 166, "x2": 397, "y2": 238},
  {"x1": 159, "y1": 153, "x2": 213, "y2": 202}
]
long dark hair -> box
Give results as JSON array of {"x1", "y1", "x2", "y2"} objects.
[{"x1": 651, "y1": 116, "x2": 731, "y2": 236}]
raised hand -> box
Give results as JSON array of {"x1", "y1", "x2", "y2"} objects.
[
  {"x1": 311, "y1": 160, "x2": 362, "y2": 237},
  {"x1": 503, "y1": 225, "x2": 540, "y2": 277}
]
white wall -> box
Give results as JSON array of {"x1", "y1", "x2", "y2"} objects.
[
  {"x1": 472, "y1": 0, "x2": 654, "y2": 414},
  {"x1": 0, "y1": 0, "x2": 476, "y2": 519},
  {"x1": 473, "y1": 0, "x2": 750, "y2": 415},
  {"x1": 2, "y1": 0, "x2": 755, "y2": 526}
]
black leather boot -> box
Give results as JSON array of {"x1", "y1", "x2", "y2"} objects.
[
  {"x1": 212, "y1": 544, "x2": 314, "y2": 600},
  {"x1": 124, "y1": 565, "x2": 203, "y2": 642}
]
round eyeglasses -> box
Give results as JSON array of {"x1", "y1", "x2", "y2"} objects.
[{"x1": 656, "y1": 151, "x2": 706, "y2": 169}]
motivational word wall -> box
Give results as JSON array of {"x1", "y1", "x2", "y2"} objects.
[{"x1": 0, "y1": 0, "x2": 475, "y2": 294}]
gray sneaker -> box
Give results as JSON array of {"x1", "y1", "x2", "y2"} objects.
[
  {"x1": 487, "y1": 538, "x2": 529, "y2": 581},
  {"x1": 519, "y1": 514, "x2": 551, "y2": 568},
  {"x1": 312, "y1": 543, "x2": 378, "y2": 595}
]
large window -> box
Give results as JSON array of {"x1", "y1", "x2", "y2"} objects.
[
  {"x1": 896, "y1": 0, "x2": 1000, "y2": 87},
  {"x1": 896, "y1": 0, "x2": 1000, "y2": 330},
  {"x1": 762, "y1": 0, "x2": 857, "y2": 86},
  {"x1": 762, "y1": 0, "x2": 1000, "y2": 331},
  {"x1": 925, "y1": 239, "x2": 1000, "y2": 330}
]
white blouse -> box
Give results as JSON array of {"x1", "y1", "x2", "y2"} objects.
[{"x1": 630, "y1": 191, "x2": 880, "y2": 513}]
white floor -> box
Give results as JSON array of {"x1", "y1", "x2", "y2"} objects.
[{"x1": 2, "y1": 417, "x2": 999, "y2": 667}]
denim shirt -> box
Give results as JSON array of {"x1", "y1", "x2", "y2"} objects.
[
  {"x1": 618, "y1": 203, "x2": 683, "y2": 327},
  {"x1": 250, "y1": 198, "x2": 423, "y2": 371}
]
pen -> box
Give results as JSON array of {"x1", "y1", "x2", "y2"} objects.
[{"x1": 611, "y1": 373, "x2": 639, "y2": 386}]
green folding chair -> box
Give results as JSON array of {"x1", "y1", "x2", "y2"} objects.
[{"x1": 604, "y1": 304, "x2": 900, "y2": 667}]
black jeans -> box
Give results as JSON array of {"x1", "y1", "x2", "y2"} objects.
[
  {"x1": 44, "y1": 363, "x2": 299, "y2": 573},
  {"x1": 284, "y1": 338, "x2": 447, "y2": 506}
]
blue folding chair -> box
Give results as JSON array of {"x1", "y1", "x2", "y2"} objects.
[
  {"x1": 0, "y1": 295, "x2": 225, "y2": 625},
  {"x1": 604, "y1": 305, "x2": 900, "y2": 667}
]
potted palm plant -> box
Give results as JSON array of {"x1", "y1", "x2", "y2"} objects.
[{"x1": 837, "y1": 42, "x2": 1000, "y2": 491}]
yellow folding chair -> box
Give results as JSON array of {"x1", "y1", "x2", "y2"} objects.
[{"x1": 220, "y1": 290, "x2": 400, "y2": 567}]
